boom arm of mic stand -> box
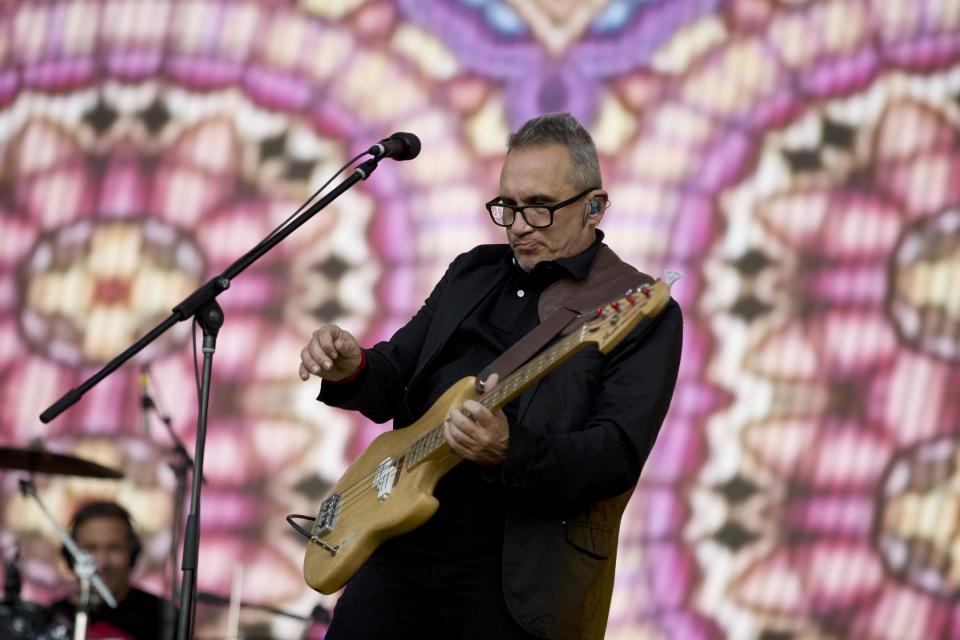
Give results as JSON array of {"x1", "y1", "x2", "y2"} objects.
[
  {"x1": 38, "y1": 152, "x2": 384, "y2": 640},
  {"x1": 39, "y1": 156, "x2": 383, "y2": 424}
]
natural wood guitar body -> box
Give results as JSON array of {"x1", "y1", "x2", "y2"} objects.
[{"x1": 303, "y1": 377, "x2": 479, "y2": 594}]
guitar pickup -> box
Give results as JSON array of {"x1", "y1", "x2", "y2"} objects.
[
  {"x1": 312, "y1": 493, "x2": 341, "y2": 537},
  {"x1": 373, "y1": 456, "x2": 403, "y2": 500}
]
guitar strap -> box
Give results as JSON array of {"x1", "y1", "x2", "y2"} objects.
[{"x1": 475, "y1": 244, "x2": 652, "y2": 391}]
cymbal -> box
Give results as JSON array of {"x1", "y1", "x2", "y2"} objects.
[{"x1": 0, "y1": 446, "x2": 123, "y2": 479}]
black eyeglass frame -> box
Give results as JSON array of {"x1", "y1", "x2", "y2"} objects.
[{"x1": 485, "y1": 187, "x2": 599, "y2": 228}]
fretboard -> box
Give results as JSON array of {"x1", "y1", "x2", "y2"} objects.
[{"x1": 404, "y1": 323, "x2": 591, "y2": 468}]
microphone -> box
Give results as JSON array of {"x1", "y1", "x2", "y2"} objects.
[
  {"x1": 140, "y1": 366, "x2": 153, "y2": 436},
  {"x1": 368, "y1": 132, "x2": 421, "y2": 161}
]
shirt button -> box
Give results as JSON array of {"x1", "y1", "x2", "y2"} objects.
[{"x1": 516, "y1": 289, "x2": 525, "y2": 298}]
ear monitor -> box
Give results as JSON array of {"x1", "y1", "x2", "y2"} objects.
[{"x1": 590, "y1": 198, "x2": 602, "y2": 214}]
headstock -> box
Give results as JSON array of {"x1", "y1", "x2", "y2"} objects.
[{"x1": 581, "y1": 270, "x2": 682, "y2": 353}]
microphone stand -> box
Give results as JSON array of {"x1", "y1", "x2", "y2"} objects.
[
  {"x1": 176, "y1": 302, "x2": 221, "y2": 640},
  {"x1": 39, "y1": 155, "x2": 387, "y2": 640}
]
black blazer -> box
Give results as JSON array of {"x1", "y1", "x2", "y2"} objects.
[{"x1": 321, "y1": 243, "x2": 683, "y2": 639}]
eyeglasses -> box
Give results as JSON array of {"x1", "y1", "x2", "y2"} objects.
[{"x1": 485, "y1": 187, "x2": 597, "y2": 228}]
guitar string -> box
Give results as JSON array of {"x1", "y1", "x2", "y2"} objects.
[
  {"x1": 324, "y1": 329, "x2": 585, "y2": 514},
  {"x1": 321, "y1": 326, "x2": 589, "y2": 515},
  {"x1": 315, "y1": 289, "x2": 658, "y2": 520},
  {"x1": 319, "y1": 291, "x2": 655, "y2": 519},
  {"x1": 322, "y1": 291, "x2": 655, "y2": 517}
]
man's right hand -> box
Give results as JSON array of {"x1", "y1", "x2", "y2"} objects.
[{"x1": 299, "y1": 325, "x2": 364, "y2": 382}]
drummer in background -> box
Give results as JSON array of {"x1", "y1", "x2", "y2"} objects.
[{"x1": 51, "y1": 500, "x2": 172, "y2": 640}]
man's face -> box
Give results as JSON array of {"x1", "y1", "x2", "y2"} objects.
[
  {"x1": 75, "y1": 516, "x2": 133, "y2": 600},
  {"x1": 498, "y1": 144, "x2": 604, "y2": 272}
]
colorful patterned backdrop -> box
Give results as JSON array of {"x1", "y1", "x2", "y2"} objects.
[{"x1": 1, "y1": 0, "x2": 959, "y2": 637}]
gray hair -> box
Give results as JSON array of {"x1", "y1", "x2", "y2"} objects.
[{"x1": 507, "y1": 112, "x2": 602, "y2": 190}]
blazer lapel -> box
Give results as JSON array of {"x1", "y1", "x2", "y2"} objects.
[{"x1": 408, "y1": 260, "x2": 504, "y2": 388}]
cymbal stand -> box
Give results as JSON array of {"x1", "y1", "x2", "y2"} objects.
[
  {"x1": 165, "y1": 443, "x2": 190, "y2": 640},
  {"x1": 18, "y1": 479, "x2": 117, "y2": 640},
  {"x1": 141, "y1": 375, "x2": 194, "y2": 640}
]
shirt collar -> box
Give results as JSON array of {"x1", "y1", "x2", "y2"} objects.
[{"x1": 508, "y1": 229, "x2": 604, "y2": 281}]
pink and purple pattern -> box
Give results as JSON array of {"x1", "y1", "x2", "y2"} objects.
[{"x1": 1, "y1": 0, "x2": 958, "y2": 637}]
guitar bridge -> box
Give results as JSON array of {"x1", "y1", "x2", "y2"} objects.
[{"x1": 311, "y1": 493, "x2": 341, "y2": 538}]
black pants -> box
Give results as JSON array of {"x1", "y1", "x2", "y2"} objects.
[{"x1": 324, "y1": 550, "x2": 541, "y2": 640}]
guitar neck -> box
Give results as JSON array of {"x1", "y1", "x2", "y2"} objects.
[
  {"x1": 406, "y1": 328, "x2": 591, "y2": 468},
  {"x1": 478, "y1": 328, "x2": 590, "y2": 412},
  {"x1": 405, "y1": 279, "x2": 673, "y2": 468},
  {"x1": 480, "y1": 279, "x2": 674, "y2": 409}
]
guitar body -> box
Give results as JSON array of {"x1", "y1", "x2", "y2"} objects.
[{"x1": 303, "y1": 376, "x2": 480, "y2": 594}]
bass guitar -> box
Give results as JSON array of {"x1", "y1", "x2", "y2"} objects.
[{"x1": 303, "y1": 272, "x2": 679, "y2": 594}]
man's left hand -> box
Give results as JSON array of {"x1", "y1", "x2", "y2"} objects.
[{"x1": 444, "y1": 374, "x2": 508, "y2": 465}]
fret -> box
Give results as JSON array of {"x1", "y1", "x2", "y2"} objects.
[
  {"x1": 407, "y1": 428, "x2": 439, "y2": 470},
  {"x1": 478, "y1": 329, "x2": 586, "y2": 412}
]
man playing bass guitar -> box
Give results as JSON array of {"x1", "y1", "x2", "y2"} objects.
[{"x1": 299, "y1": 112, "x2": 682, "y2": 640}]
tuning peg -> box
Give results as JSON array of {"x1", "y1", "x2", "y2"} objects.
[{"x1": 662, "y1": 269, "x2": 684, "y2": 286}]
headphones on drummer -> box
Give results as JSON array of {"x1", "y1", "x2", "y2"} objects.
[{"x1": 61, "y1": 501, "x2": 142, "y2": 570}]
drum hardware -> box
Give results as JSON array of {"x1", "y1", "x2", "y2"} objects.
[
  {"x1": 1, "y1": 543, "x2": 68, "y2": 638},
  {"x1": 0, "y1": 446, "x2": 123, "y2": 479},
  {"x1": 195, "y1": 590, "x2": 330, "y2": 638},
  {"x1": 0, "y1": 445, "x2": 127, "y2": 639},
  {"x1": 4, "y1": 545, "x2": 21, "y2": 606},
  {"x1": 195, "y1": 589, "x2": 319, "y2": 621},
  {"x1": 0, "y1": 600, "x2": 69, "y2": 639},
  {"x1": 15, "y1": 478, "x2": 120, "y2": 640},
  {"x1": 139, "y1": 365, "x2": 197, "y2": 628}
]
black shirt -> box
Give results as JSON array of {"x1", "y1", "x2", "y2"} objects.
[
  {"x1": 52, "y1": 587, "x2": 170, "y2": 640},
  {"x1": 385, "y1": 236, "x2": 602, "y2": 564}
]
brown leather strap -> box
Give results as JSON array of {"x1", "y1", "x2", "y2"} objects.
[
  {"x1": 475, "y1": 244, "x2": 652, "y2": 390},
  {"x1": 539, "y1": 244, "x2": 653, "y2": 335},
  {"x1": 475, "y1": 306, "x2": 579, "y2": 391}
]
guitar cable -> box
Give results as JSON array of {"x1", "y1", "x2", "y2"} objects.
[{"x1": 285, "y1": 514, "x2": 315, "y2": 540}]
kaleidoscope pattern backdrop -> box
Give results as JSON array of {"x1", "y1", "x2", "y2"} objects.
[{"x1": 1, "y1": 0, "x2": 959, "y2": 638}]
